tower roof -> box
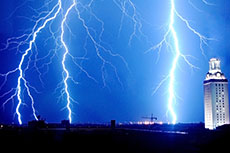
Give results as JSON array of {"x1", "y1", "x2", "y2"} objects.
[{"x1": 205, "y1": 58, "x2": 227, "y2": 81}]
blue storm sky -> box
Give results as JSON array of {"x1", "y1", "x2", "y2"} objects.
[{"x1": 0, "y1": 0, "x2": 229, "y2": 124}]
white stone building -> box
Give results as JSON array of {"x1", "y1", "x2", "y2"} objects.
[{"x1": 204, "y1": 58, "x2": 229, "y2": 129}]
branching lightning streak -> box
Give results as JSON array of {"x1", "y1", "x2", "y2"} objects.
[
  {"x1": 147, "y1": 0, "x2": 213, "y2": 124},
  {"x1": 0, "y1": 0, "x2": 62, "y2": 124},
  {"x1": 113, "y1": 0, "x2": 146, "y2": 45},
  {"x1": 73, "y1": 1, "x2": 129, "y2": 89},
  {"x1": 16, "y1": 1, "x2": 62, "y2": 125},
  {"x1": 167, "y1": 0, "x2": 179, "y2": 124},
  {"x1": 60, "y1": 0, "x2": 76, "y2": 124},
  {"x1": 201, "y1": 0, "x2": 215, "y2": 6}
]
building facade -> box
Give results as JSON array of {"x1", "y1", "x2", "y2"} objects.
[{"x1": 204, "y1": 58, "x2": 229, "y2": 129}]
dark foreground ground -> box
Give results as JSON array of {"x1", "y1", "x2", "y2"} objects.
[{"x1": 0, "y1": 123, "x2": 230, "y2": 152}]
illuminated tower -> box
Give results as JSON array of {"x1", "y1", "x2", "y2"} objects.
[{"x1": 204, "y1": 58, "x2": 229, "y2": 129}]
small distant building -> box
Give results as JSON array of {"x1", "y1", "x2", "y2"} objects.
[
  {"x1": 28, "y1": 120, "x2": 46, "y2": 128},
  {"x1": 204, "y1": 58, "x2": 230, "y2": 129},
  {"x1": 111, "y1": 120, "x2": 116, "y2": 128},
  {"x1": 61, "y1": 120, "x2": 70, "y2": 129}
]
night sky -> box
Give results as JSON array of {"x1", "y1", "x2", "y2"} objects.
[{"x1": 0, "y1": 0, "x2": 229, "y2": 124}]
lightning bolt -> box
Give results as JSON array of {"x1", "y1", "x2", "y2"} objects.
[
  {"x1": 16, "y1": 0, "x2": 62, "y2": 125},
  {"x1": 0, "y1": 0, "x2": 62, "y2": 124},
  {"x1": 60, "y1": 0, "x2": 76, "y2": 124},
  {"x1": 167, "y1": 0, "x2": 179, "y2": 124},
  {"x1": 146, "y1": 0, "x2": 213, "y2": 124},
  {"x1": 57, "y1": 0, "x2": 129, "y2": 122}
]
